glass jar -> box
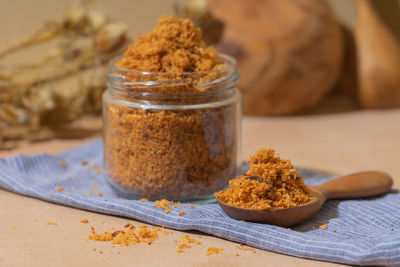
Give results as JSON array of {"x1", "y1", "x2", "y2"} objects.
[{"x1": 103, "y1": 54, "x2": 241, "y2": 202}]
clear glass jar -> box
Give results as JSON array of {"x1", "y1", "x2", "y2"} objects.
[{"x1": 103, "y1": 54, "x2": 241, "y2": 202}]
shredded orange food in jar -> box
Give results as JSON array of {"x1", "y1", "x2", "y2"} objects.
[
  {"x1": 104, "y1": 15, "x2": 238, "y2": 200},
  {"x1": 215, "y1": 148, "x2": 310, "y2": 209}
]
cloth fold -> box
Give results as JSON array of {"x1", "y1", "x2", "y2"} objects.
[{"x1": 0, "y1": 139, "x2": 399, "y2": 266}]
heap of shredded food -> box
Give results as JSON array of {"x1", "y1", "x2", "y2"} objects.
[
  {"x1": 116, "y1": 15, "x2": 223, "y2": 73},
  {"x1": 215, "y1": 148, "x2": 311, "y2": 209},
  {"x1": 89, "y1": 223, "x2": 168, "y2": 246}
]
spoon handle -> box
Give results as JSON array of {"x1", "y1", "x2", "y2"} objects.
[{"x1": 313, "y1": 171, "x2": 393, "y2": 200}]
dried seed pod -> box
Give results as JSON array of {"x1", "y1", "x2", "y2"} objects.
[
  {"x1": 87, "y1": 10, "x2": 107, "y2": 31},
  {"x1": 20, "y1": 85, "x2": 55, "y2": 113},
  {"x1": 95, "y1": 22, "x2": 128, "y2": 53},
  {"x1": 63, "y1": 7, "x2": 88, "y2": 31},
  {"x1": 0, "y1": 104, "x2": 31, "y2": 126}
]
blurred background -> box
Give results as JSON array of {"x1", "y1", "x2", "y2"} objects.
[{"x1": 1, "y1": 0, "x2": 400, "y2": 149}]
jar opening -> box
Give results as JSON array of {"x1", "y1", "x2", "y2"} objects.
[{"x1": 107, "y1": 53, "x2": 239, "y2": 97}]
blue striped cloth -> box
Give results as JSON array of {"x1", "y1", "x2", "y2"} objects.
[{"x1": 0, "y1": 139, "x2": 399, "y2": 266}]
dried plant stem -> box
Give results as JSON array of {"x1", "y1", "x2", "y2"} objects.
[{"x1": 0, "y1": 23, "x2": 60, "y2": 59}]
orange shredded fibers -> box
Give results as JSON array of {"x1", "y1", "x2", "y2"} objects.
[
  {"x1": 116, "y1": 15, "x2": 222, "y2": 74},
  {"x1": 207, "y1": 247, "x2": 223, "y2": 256},
  {"x1": 176, "y1": 250, "x2": 184, "y2": 253},
  {"x1": 81, "y1": 161, "x2": 89, "y2": 166},
  {"x1": 176, "y1": 235, "x2": 201, "y2": 252},
  {"x1": 181, "y1": 235, "x2": 201, "y2": 245},
  {"x1": 93, "y1": 164, "x2": 102, "y2": 174},
  {"x1": 236, "y1": 245, "x2": 256, "y2": 252},
  {"x1": 179, "y1": 211, "x2": 186, "y2": 216},
  {"x1": 319, "y1": 224, "x2": 327, "y2": 230},
  {"x1": 81, "y1": 218, "x2": 89, "y2": 223},
  {"x1": 89, "y1": 224, "x2": 166, "y2": 246},
  {"x1": 56, "y1": 186, "x2": 63, "y2": 192},
  {"x1": 178, "y1": 243, "x2": 191, "y2": 249},
  {"x1": 139, "y1": 198, "x2": 149, "y2": 202},
  {"x1": 153, "y1": 199, "x2": 184, "y2": 214},
  {"x1": 46, "y1": 222, "x2": 57, "y2": 225},
  {"x1": 215, "y1": 148, "x2": 311, "y2": 209}
]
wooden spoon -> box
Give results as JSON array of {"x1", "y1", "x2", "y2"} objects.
[{"x1": 217, "y1": 171, "x2": 393, "y2": 227}]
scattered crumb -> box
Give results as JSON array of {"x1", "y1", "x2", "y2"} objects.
[
  {"x1": 153, "y1": 199, "x2": 173, "y2": 213},
  {"x1": 46, "y1": 222, "x2": 57, "y2": 225},
  {"x1": 207, "y1": 247, "x2": 223, "y2": 256},
  {"x1": 333, "y1": 230, "x2": 337, "y2": 233},
  {"x1": 236, "y1": 245, "x2": 256, "y2": 253},
  {"x1": 97, "y1": 190, "x2": 103, "y2": 197},
  {"x1": 319, "y1": 224, "x2": 327, "y2": 230},
  {"x1": 175, "y1": 235, "x2": 201, "y2": 252},
  {"x1": 81, "y1": 161, "x2": 89, "y2": 166},
  {"x1": 179, "y1": 211, "x2": 186, "y2": 216},
  {"x1": 81, "y1": 218, "x2": 89, "y2": 223},
  {"x1": 312, "y1": 226, "x2": 316, "y2": 230},
  {"x1": 28, "y1": 249, "x2": 32, "y2": 252},
  {"x1": 177, "y1": 243, "x2": 191, "y2": 249},
  {"x1": 56, "y1": 186, "x2": 63, "y2": 192},
  {"x1": 235, "y1": 253, "x2": 239, "y2": 256},
  {"x1": 93, "y1": 164, "x2": 103, "y2": 174},
  {"x1": 139, "y1": 198, "x2": 149, "y2": 202},
  {"x1": 240, "y1": 220, "x2": 244, "y2": 223},
  {"x1": 11, "y1": 225, "x2": 16, "y2": 229},
  {"x1": 58, "y1": 159, "x2": 66, "y2": 166},
  {"x1": 190, "y1": 205, "x2": 195, "y2": 209},
  {"x1": 287, "y1": 228, "x2": 292, "y2": 231},
  {"x1": 89, "y1": 224, "x2": 167, "y2": 246},
  {"x1": 93, "y1": 248, "x2": 96, "y2": 251},
  {"x1": 182, "y1": 235, "x2": 201, "y2": 245}
]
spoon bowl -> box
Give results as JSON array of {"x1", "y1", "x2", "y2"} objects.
[{"x1": 217, "y1": 171, "x2": 393, "y2": 227}]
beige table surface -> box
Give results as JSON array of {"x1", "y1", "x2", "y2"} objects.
[{"x1": 1, "y1": 106, "x2": 400, "y2": 267}]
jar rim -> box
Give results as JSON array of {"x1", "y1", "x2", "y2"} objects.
[
  {"x1": 107, "y1": 53, "x2": 239, "y2": 97},
  {"x1": 109, "y1": 53, "x2": 237, "y2": 75}
]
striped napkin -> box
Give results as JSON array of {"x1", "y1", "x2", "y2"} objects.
[{"x1": 0, "y1": 139, "x2": 399, "y2": 266}]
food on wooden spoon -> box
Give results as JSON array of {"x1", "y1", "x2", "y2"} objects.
[
  {"x1": 215, "y1": 148, "x2": 311, "y2": 209},
  {"x1": 216, "y1": 148, "x2": 393, "y2": 226}
]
